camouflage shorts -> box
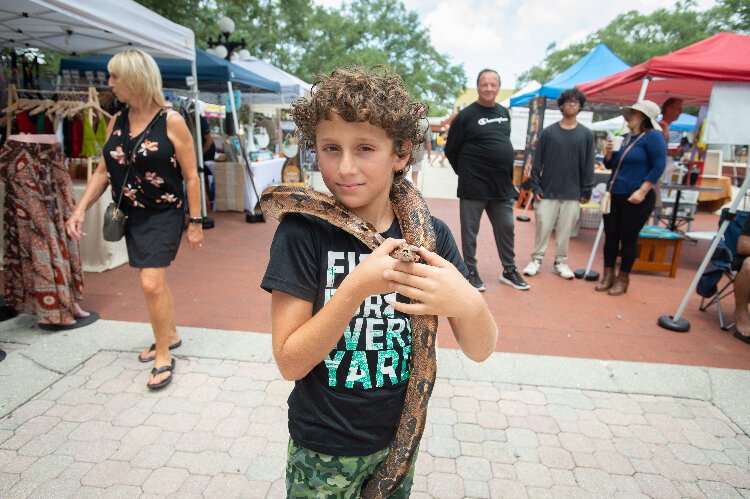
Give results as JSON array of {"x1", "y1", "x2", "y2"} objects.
[{"x1": 286, "y1": 439, "x2": 416, "y2": 498}]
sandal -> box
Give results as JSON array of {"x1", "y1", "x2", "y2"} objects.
[
  {"x1": 147, "y1": 358, "x2": 175, "y2": 390},
  {"x1": 734, "y1": 331, "x2": 750, "y2": 345},
  {"x1": 138, "y1": 340, "x2": 182, "y2": 363}
]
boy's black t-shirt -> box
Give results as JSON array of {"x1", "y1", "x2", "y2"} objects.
[{"x1": 261, "y1": 213, "x2": 468, "y2": 456}]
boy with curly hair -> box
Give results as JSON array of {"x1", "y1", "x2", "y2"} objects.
[{"x1": 261, "y1": 66, "x2": 498, "y2": 497}]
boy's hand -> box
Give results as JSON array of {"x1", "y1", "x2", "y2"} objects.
[
  {"x1": 347, "y1": 238, "x2": 405, "y2": 299},
  {"x1": 383, "y1": 247, "x2": 482, "y2": 318}
]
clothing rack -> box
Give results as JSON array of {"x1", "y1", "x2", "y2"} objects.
[
  {"x1": 4, "y1": 84, "x2": 111, "y2": 136},
  {"x1": 4, "y1": 85, "x2": 111, "y2": 179}
]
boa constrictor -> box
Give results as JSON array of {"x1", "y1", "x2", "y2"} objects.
[{"x1": 260, "y1": 177, "x2": 437, "y2": 498}]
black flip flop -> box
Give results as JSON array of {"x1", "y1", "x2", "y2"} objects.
[
  {"x1": 0, "y1": 349, "x2": 6, "y2": 363},
  {"x1": 138, "y1": 340, "x2": 182, "y2": 363},
  {"x1": 37, "y1": 312, "x2": 100, "y2": 331},
  {"x1": 147, "y1": 358, "x2": 176, "y2": 390},
  {"x1": 734, "y1": 331, "x2": 750, "y2": 345}
]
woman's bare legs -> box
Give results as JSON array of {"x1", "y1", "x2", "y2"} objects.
[{"x1": 139, "y1": 267, "x2": 180, "y2": 385}]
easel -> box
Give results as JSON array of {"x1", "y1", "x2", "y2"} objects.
[{"x1": 4, "y1": 84, "x2": 111, "y2": 180}]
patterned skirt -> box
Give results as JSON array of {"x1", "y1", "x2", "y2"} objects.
[{"x1": 0, "y1": 139, "x2": 84, "y2": 324}]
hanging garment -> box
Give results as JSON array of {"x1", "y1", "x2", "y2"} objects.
[
  {"x1": 15, "y1": 112, "x2": 35, "y2": 134},
  {"x1": 54, "y1": 115, "x2": 64, "y2": 145},
  {"x1": 0, "y1": 136, "x2": 84, "y2": 325},
  {"x1": 94, "y1": 115, "x2": 107, "y2": 156},
  {"x1": 71, "y1": 116, "x2": 82, "y2": 157},
  {"x1": 81, "y1": 113, "x2": 96, "y2": 157}
]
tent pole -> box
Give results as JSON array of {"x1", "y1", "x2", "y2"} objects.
[
  {"x1": 191, "y1": 59, "x2": 213, "y2": 229},
  {"x1": 227, "y1": 82, "x2": 264, "y2": 223},
  {"x1": 574, "y1": 219, "x2": 603, "y2": 281},
  {"x1": 636, "y1": 77, "x2": 650, "y2": 102},
  {"x1": 658, "y1": 172, "x2": 750, "y2": 331}
]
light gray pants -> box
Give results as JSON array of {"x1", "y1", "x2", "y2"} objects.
[
  {"x1": 460, "y1": 198, "x2": 516, "y2": 272},
  {"x1": 531, "y1": 199, "x2": 580, "y2": 264}
]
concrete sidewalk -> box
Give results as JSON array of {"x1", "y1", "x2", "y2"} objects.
[{"x1": 1, "y1": 317, "x2": 749, "y2": 498}]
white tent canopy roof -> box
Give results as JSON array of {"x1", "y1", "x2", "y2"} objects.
[
  {"x1": 0, "y1": 0, "x2": 195, "y2": 60},
  {"x1": 235, "y1": 56, "x2": 311, "y2": 112},
  {"x1": 503, "y1": 80, "x2": 541, "y2": 107}
]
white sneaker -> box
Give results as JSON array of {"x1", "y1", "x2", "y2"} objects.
[
  {"x1": 554, "y1": 261, "x2": 575, "y2": 279},
  {"x1": 523, "y1": 260, "x2": 542, "y2": 276}
]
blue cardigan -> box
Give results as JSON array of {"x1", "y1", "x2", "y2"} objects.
[{"x1": 604, "y1": 130, "x2": 667, "y2": 195}]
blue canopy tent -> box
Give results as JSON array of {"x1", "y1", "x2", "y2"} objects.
[
  {"x1": 510, "y1": 43, "x2": 630, "y2": 107},
  {"x1": 60, "y1": 49, "x2": 281, "y2": 93},
  {"x1": 670, "y1": 112, "x2": 698, "y2": 132}
]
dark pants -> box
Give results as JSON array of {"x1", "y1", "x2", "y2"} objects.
[
  {"x1": 460, "y1": 198, "x2": 516, "y2": 272},
  {"x1": 603, "y1": 190, "x2": 656, "y2": 273}
]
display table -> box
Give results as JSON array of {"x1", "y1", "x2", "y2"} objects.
[
  {"x1": 697, "y1": 176, "x2": 733, "y2": 211},
  {"x1": 73, "y1": 183, "x2": 129, "y2": 272},
  {"x1": 212, "y1": 158, "x2": 286, "y2": 212},
  {"x1": 0, "y1": 181, "x2": 128, "y2": 272}
]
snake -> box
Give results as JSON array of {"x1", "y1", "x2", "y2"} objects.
[{"x1": 260, "y1": 176, "x2": 437, "y2": 498}]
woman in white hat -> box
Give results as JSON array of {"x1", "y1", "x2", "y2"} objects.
[{"x1": 596, "y1": 100, "x2": 667, "y2": 296}]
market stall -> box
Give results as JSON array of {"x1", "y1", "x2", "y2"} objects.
[
  {"x1": 577, "y1": 32, "x2": 750, "y2": 331},
  {"x1": 1, "y1": 0, "x2": 199, "y2": 271}
]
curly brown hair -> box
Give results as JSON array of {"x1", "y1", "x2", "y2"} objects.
[{"x1": 291, "y1": 66, "x2": 425, "y2": 167}]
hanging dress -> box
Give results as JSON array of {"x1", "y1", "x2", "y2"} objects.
[{"x1": 0, "y1": 137, "x2": 84, "y2": 324}]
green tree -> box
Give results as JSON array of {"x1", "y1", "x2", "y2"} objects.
[
  {"x1": 705, "y1": 0, "x2": 750, "y2": 33},
  {"x1": 516, "y1": 0, "x2": 733, "y2": 86},
  {"x1": 135, "y1": 0, "x2": 464, "y2": 112}
]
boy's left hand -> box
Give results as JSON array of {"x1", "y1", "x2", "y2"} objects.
[{"x1": 383, "y1": 247, "x2": 480, "y2": 318}]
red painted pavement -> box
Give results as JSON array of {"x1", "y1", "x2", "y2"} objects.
[{"x1": 76, "y1": 201, "x2": 750, "y2": 370}]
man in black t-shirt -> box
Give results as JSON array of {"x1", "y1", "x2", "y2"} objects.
[{"x1": 445, "y1": 69, "x2": 529, "y2": 292}]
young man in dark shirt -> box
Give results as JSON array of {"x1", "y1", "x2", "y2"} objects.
[
  {"x1": 524, "y1": 88, "x2": 595, "y2": 279},
  {"x1": 445, "y1": 69, "x2": 529, "y2": 291}
]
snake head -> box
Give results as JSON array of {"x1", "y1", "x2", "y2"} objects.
[{"x1": 391, "y1": 243, "x2": 421, "y2": 263}]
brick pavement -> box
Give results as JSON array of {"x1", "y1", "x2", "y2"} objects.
[{"x1": 1, "y1": 319, "x2": 750, "y2": 498}]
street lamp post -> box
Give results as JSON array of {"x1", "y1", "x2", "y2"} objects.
[{"x1": 207, "y1": 16, "x2": 247, "y2": 61}]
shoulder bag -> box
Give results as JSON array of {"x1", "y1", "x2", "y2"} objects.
[{"x1": 600, "y1": 133, "x2": 645, "y2": 215}]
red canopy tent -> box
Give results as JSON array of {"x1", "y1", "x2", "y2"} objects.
[{"x1": 577, "y1": 32, "x2": 750, "y2": 105}]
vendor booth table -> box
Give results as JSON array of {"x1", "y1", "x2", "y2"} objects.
[{"x1": 212, "y1": 158, "x2": 286, "y2": 212}]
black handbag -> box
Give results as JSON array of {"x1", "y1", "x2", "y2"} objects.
[{"x1": 102, "y1": 200, "x2": 128, "y2": 242}]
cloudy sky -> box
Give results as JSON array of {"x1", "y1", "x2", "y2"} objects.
[{"x1": 314, "y1": 0, "x2": 717, "y2": 89}]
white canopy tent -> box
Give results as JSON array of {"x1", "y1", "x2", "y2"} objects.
[
  {"x1": 0, "y1": 0, "x2": 194, "y2": 60},
  {"x1": 0, "y1": 0, "x2": 211, "y2": 220},
  {"x1": 235, "y1": 56, "x2": 311, "y2": 113},
  {"x1": 501, "y1": 80, "x2": 541, "y2": 108}
]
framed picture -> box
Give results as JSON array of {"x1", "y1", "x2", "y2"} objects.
[{"x1": 702, "y1": 150, "x2": 723, "y2": 178}]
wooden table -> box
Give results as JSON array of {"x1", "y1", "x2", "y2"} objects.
[{"x1": 697, "y1": 176, "x2": 733, "y2": 211}]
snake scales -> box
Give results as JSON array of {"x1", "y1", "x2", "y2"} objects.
[{"x1": 260, "y1": 176, "x2": 437, "y2": 498}]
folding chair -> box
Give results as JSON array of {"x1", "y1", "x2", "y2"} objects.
[{"x1": 697, "y1": 209, "x2": 749, "y2": 329}]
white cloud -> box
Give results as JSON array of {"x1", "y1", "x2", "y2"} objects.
[{"x1": 313, "y1": 0, "x2": 718, "y2": 89}]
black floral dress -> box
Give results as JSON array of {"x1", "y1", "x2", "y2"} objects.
[{"x1": 103, "y1": 108, "x2": 186, "y2": 268}]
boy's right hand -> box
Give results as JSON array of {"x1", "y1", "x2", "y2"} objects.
[{"x1": 347, "y1": 238, "x2": 405, "y2": 299}]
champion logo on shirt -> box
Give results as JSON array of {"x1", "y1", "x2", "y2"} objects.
[{"x1": 477, "y1": 117, "x2": 509, "y2": 126}]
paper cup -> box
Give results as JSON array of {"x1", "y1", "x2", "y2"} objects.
[{"x1": 611, "y1": 136, "x2": 624, "y2": 152}]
